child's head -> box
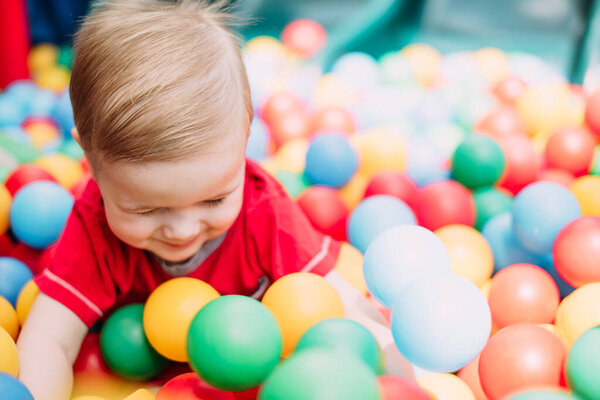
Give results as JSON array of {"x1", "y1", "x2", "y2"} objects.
[{"x1": 70, "y1": 0, "x2": 253, "y2": 262}]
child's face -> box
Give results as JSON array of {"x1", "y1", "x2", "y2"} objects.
[{"x1": 94, "y1": 134, "x2": 246, "y2": 262}]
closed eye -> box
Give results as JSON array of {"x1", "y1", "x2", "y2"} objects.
[
  {"x1": 135, "y1": 208, "x2": 162, "y2": 216},
  {"x1": 204, "y1": 198, "x2": 225, "y2": 207}
]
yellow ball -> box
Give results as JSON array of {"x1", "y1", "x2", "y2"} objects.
[
  {"x1": 259, "y1": 157, "x2": 280, "y2": 176},
  {"x1": 123, "y1": 388, "x2": 155, "y2": 400},
  {"x1": 244, "y1": 36, "x2": 287, "y2": 55},
  {"x1": 34, "y1": 66, "x2": 71, "y2": 93},
  {"x1": 273, "y1": 138, "x2": 309, "y2": 173},
  {"x1": 0, "y1": 296, "x2": 19, "y2": 340},
  {"x1": 401, "y1": 43, "x2": 441, "y2": 87},
  {"x1": 555, "y1": 282, "x2": 600, "y2": 344},
  {"x1": 261, "y1": 272, "x2": 344, "y2": 357},
  {"x1": 143, "y1": 277, "x2": 219, "y2": 362},
  {"x1": 334, "y1": 242, "x2": 367, "y2": 295},
  {"x1": 0, "y1": 185, "x2": 11, "y2": 235},
  {"x1": 480, "y1": 279, "x2": 492, "y2": 299},
  {"x1": 516, "y1": 83, "x2": 572, "y2": 137},
  {"x1": 36, "y1": 153, "x2": 84, "y2": 190},
  {"x1": 24, "y1": 120, "x2": 60, "y2": 150},
  {"x1": 472, "y1": 48, "x2": 509, "y2": 85},
  {"x1": 28, "y1": 43, "x2": 58, "y2": 72},
  {"x1": 435, "y1": 224, "x2": 494, "y2": 287},
  {"x1": 354, "y1": 128, "x2": 406, "y2": 179},
  {"x1": 338, "y1": 172, "x2": 369, "y2": 211},
  {"x1": 16, "y1": 279, "x2": 40, "y2": 326},
  {"x1": 314, "y1": 74, "x2": 359, "y2": 108},
  {"x1": 0, "y1": 327, "x2": 19, "y2": 376},
  {"x1": 570, "y1": 175, "x2": 600, "y2": 216},
  {"x1": 417, "y1": 373, "x2": 476, "y2": 400}
]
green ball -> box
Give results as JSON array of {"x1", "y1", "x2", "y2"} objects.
[
  {"x1": 57, "y1": 44, "x2": 74, "y2": 69},
  {"x1": 567, "y1": 326, "x2": 600, "y2": 399},
  {"x1": 259, "y1": 348, "x2": 381, "y2": 400},
  {"x1": 295, "y1": 318, "x2": 384, "y2": 375},
  {"x1": 187, "y1": 295, "x2": 282, "y2": 392},
  {"x1": 274, "y1": 170, "x2": 310, "y2": 198},
  {"x1": 473, "y1": 186, "x2": 512, "y2": 230},
  {"x1": 99, "y1": 304, "x2": 168, "y2": 380},
  {"x1": 506, "y1": 389, "x2": 579, "y2": 400},
  {"x1": 0, "y1": 135, "x2": 39, "y2": 164},
  {"x1": 451, "y1": 134, "x2": 505, "y2": 189}
]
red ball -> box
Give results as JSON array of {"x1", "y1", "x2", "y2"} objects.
[
  {"x1": 545, "y1": 127, "x2": 597, "y2": 176},
  {"x1": 497, "y1": 134, "x2": 541, "y2": 195},
  {"x1": 584, "y1": 89, "x2": 600, "y2": 137},
  {"x1": 475, "y1": 106, "x2": 527, "y2": 139},
  {"x1": 364, "y1": 172, "x2": 417, "y2": 209},
  {"x1": 488, "y1": 263, "x2": 559, "y2": 329},
  {"x1": 156, "y1": 373, "x2": 235, "y2": 400},
  {"x1": 73, "y1": 333, "x2": 112, "y2": 375},
  {"x1": 378, "y1": 375, "x2": 432, "y2": 400},
  {"x1": 281, "y1": 19, "x2": 327, "y2": 58},
  {"x1": 4, "y1": 164, "x2": 57, "y2": 196},
  {"x1": 309, "y1": 106, "x2": 356, "y2": 135},
  {"x1": 538, "y1": 168, "x2": 575, "y2": 187},
  {"x1": 492, "y1": 77, "x2": 527, "y2": 105},
  {"x1": 414, "y1": 180, "x2": 475, "y2": 230},
  {"x1": 297, "y1": 186, "x2": 348, "y2": 241},
  {"x1": 553, "y1": 216, "x2": 600, "y2": 287},
  {"x1": 478, "y1": 323, "x2": 566, "y2": 400},
  {"x1": 260, "y1": 92, "x2": 305, "y2": 127},
  {"x1": 266, "y1": 110, "x2": 310, "y2": 147},
  {"x1": 70, "y1": 173, "x2": 91, "y2": 199}
]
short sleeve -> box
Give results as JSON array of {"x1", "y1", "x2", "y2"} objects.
[{"x1": 34, "y1": 203, "x2": 118, "y2": 327}]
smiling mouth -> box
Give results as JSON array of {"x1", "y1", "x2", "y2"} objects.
[{"x1": 162, "y1": 237, "x2": 200, "y2": 249}]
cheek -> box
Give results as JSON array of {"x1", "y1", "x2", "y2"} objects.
[
  {"x1": 105, "y1": 207, "x2": 158, "y2": 245},
  {"x1": 206, "y1": 192, "x2": 244, "y2": 229}
]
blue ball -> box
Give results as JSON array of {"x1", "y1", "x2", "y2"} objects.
[
  {"x1": 304, "y1": 133, "x2": 358, "y2": 188},
  {"x1": 53, "y1": 90, "x2": 75, "y2": 137},
  {"x1": 363, "y1": 225, "x2": 451, "y2": 308},
  {"x1": 0, "y1": 372, "x2": 34, "y2": 400},
  {"x1": 347, "y1": 195, "x2": 416, "y2": 253},
  {"x1": 0, "y1": 257, "x2": 33, "y2": 307},
  {"x1": 512, "y1": 181, "x2": 581, "y2": 255},
  {"x1": 0, "y1": 97, "x2": 26, "y2": 128},
  {"x1": 482, "y1": 212, "x2": 545, "y2": 273},
  {"x1": 391, "y1": 273, "x2": 491, "y2": 373},
  {"x1": 10, "y1": 181, "x2": 74, "y2": 249},
  {"x1": 406, "y1": 135, "x2": 448, "y2": 187},
  {"x1": 27, "y1": 89, "x2": 57, "y2": 118},
  {"x1": 246, "y1": 118, "x2": 269, "y2": 161},
  {"x1": 540, "y1": 254, "x2": 575, "y2": 299}
]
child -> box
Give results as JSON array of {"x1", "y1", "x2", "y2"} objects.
[{"x1": 17, "y1": 1, "x2": 401, "y2": 399}]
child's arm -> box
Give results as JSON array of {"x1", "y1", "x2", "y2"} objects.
[{"x1": 17, "y1": 293, "x2": 89, "y2": 400}]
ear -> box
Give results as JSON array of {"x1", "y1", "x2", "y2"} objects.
[{"x1": 71, "y1": 127, "x2": 81, "y2": 146}]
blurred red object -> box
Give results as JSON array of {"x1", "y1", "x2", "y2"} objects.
[{"x1": 0, "y1": 0, "x2": 30, "y2": 88}]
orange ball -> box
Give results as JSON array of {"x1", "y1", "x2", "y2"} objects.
[
  {"x1": 488, "y1": 264, "x2": 559, "y2": 329},
  {"x1": 538, "y1": 168, "x2": 575, "y2": 187},
  {"x1": 260, "y1": 92, "x2": 305, "y2": 127},
  {"x1": 553, "y1": 216, "x2": 600, "y2": 288},
  {"x1": 475, "y1": 107, "x2": 527, "y2": 139},
  {"x1": 456, "y1": 355, "x2": 488, "y2": 400},
  {"x1": 478, "y1": 323, "x2": 566, "y2": 400},
  {"x1": 266, "y1": 110, "x2": 310, "y2": 147},
  {"x1": 492, "y1": 76, "x2": 527, "y2": 105},
  {"x1": 545, "y1": 127, "x2": 597, "y2": 176},
  {"x1": 261, "y1": 272, "x2": 344, "y2": 357},
  {"x1": 497, "y1": 134, "x2": 541, "y2": 195},
  {"x1": 584, "y1": 89, "x2": 600, "y2": 137},
  {"x1": 281, "y1": 19, "x2": 326, "y2": 58},
  {"x1": 309, "y1": 106, "x2": 356, "y2": 135}
]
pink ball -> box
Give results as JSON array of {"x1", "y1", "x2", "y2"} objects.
[
  {"x1": 364, "y1": 172, "x2": 418, "y2": 209},
  {"x1": 297, "y1": 186, "x2": 349, "y2": 241},
  {"x1": 414, "y1": 180, "x2": 475, "y2": 230},
  {"x1": 281, "y1": 19, "x2": 327, "y2": 58}
]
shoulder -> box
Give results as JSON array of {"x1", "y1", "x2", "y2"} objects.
[{"x1": 243, "y1": 158, "x2": 294, "y2": 217}]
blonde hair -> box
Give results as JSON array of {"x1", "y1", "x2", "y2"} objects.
[{"x1": 70, "y1": 0, "x2": 252, "y2": 167}]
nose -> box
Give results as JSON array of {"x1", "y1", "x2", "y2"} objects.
[{"x1": 162, "y1": 214, "x2": 201, "y2": 241}]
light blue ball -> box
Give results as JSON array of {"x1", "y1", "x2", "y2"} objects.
[
  {"x1": 348, "y1": 195, "x2": 416, "y2": 253},
  {"x1": 0, "y1": 257, "x2": 33, "y2": 307},
  {"x1": 364, "y1": 225, "x2": 451, "y2": 308},
  {"x1": 482, "y1": 212, "x2": 545, "y2": 273},
  {"x1": 27, "y1": 89, "x2": 57, "y2": 118},
  {"x1": 512, "y1": 182, "x2": 581, "y2": 255},
  {"x1": 391, "y1": 273, "x2": 491, "y2": 373},
  {"x1": 10, "y1": 181, "x2": 74, "y2": 249},
  {"x1": 0, "y1": 372, "x2": 34, "y2": 400},
  {"x1": 304, "y1": 133, "x2": 358, "y2": 188},
  {"x1": 53, "y1": 90, "x2": 75, "y2": 137},
  {"x1": 246, "y1": 118, "x2": 269, "y2": 161},
  {"x1": 0, "y1": 97, "x2": 26, "y2": 128},
  {"x1": 406, "y1": 135, "x2": 448, "y2": 187}
]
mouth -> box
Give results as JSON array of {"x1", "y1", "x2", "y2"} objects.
[{"x1": 161, "y1": 236, "x2": 200, "y2": 249}]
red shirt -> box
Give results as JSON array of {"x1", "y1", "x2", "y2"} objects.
[{"x1": 34, "y1": 159, "x2": 341, "y2": 327}]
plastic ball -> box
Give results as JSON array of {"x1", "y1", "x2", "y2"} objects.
[
  {"x1": 417, "y1": 373, "x2": 476, "y2": 400},
  {"x1": 304, "y1": 133, "x2": 358, "y2": 188},
  {"x1": 474, "y1": 106, "x2": 527, "y2": 139},
  {"x1": 246, "y1": 118, "x2": 270, "y2": 162},
  {"x1": 187, "y1": 295, "x2": 282, "y2": 391},
  {"x1": 35, "y1": 65, "x2": 71, "y2": 93},
  {"x1": 435, "y1": 224, "x2": 494, "y2": 287},
  {"x1": 539, "y1": 168, "x2": 575, "y2": 187},
  {"x1": 100, "y1": 304, "x2": 168, "y2": 380},
  {"x1": 0, "y1": 327, "x2": 18, "y2": 376},
  {"x1": 273, "y1": 170, "x2": 309, "y2": 198},
  {"x1": 504, "y1": 389, "x2": 576, "y2": 400},
  {"x1": 143, "y1": 277, "x2": 219, "y2": 362},
  {"x1": 28, "y1": 44, "x2": 58, "y2": 72},
  {"x1": 538, "y1": 254, "x2": 575, "y2": 299},
  {"x1": 0, "y1": 372, "x2": 34, "y2": 400},
  {"x1": 347, "y1": 195, "x2": 417, "y2": 253},
  {"x1": 364, "y1": 171, "x2": 418, "y2": 209},
  {"x1": 472, "y1": 47, "x2": 509, "y2": 85},
  {"x1": 309, "y1": 106, "x2": 356, "y2": 135},
  {"x1": 273, "y1": 138, "x2": 309, "y2": 174},
  {"x1": 333, "y1": 242, "x2": 367, "y2": 295},
  {"x1": 511, "y1": 181, "x2": 581, "y2": 255},
  {"x1": 478, "y1": 323, "x2": 567, "y2": 400},
  {"x1": 123, "y1": 389, "x2": 154, "y2": 400},
  {"x1": 451, "y1": 134, "x2": 505, "y2": 189},
  {"x1": 295, "y1": 318, "x2": 383, "y2": 374},
  {"x1": 268, "y1": 109, "x2": 310, "y2": 148},
  {"x1": 259, "y1": 348, "x2": 381, "y2": 400},
  {"x1": 555, "y1": 282, "x2": 600, "y2": 344},
  {"x1": 338, "y1": 172, "x2": 369, "y2": 210},
  {"x1": 584, "y1": 89, "x2": 600, "y2": 137},
  {"x1": 545, "y1": 127, "x2": 596, "y2": 176},
  {"x1": 0, "y1": 296, "x2": 19, "y2": 340},
  {"x1": 261, "y1": 272, "x2": 344, "y2": 357},
  {"x1": 281, "y1": 19, "x2": 326, "y2": 58},
  {"x1": 401, "y1": 43, "x2": 441, "y2": 87},
  {"x1": 0, "y1": 257, "x2": 33, "y2": 306},
  {"x1": 354, "y1": 129, "x2": 406, "y2": 179},
  {"x1": 493, "y1": 76, "x2": 527, "y2": 105},
  {"x1": 331, "y1": 52, "x2": 380, "y2": 91},
  {"x1": 73, "y1": 333, "x2": 111, "y2": 375},
  {"x1": 473, "y1": 187, "x2": 512, "y2": 231},
  {"x1": 378, "y1": 375, "x2": 432, "y2": 400},
  {"x1": 391, "y1": 274, "x2": 491, "y2": 372},
  {"x1": 488, "y1": 263, "x2": 559, "y2": 329},
  {"x1": 566, "y1": 326, "x2": 600, "y2": 400},
  {"x1": 569, "y1": 175, "x2": 600, "y2": 216},
  {"x1": 4, "y1": 164, "x2": 57, "y2": 196},
  {"x1": 0, "y1": 185, "x2": 11, "y2": 235},
  {"x1": 406, "y1": 135, "x2": 448, "y2": 187},
  {"x1": 456, "y1": 355, "x2": 487, "y2": 400},
  {"x1": 414, "y1": 180, "x2": 476, "y2": 231},
  {"x1": 10, "y1": 181, "x2": 74, "y2": 249},
  {"x1": 36, "y1": 153, "x2": 85, "y2": 190},
  {"x1": 297, "y1": 186, "x2": 348, "y2": 241},
  {"x1": 156, "y1": 373, "x2": 235, "y2": 400},
  {"x1": 497, "y1": 134, "x2": 542, "y2": 194},
  {"x1": 516, "y1": 84, "x2": 572, "y2": 137},
  {"x1": 23, "y1": 117, "x2": 61, "y2": 150},
  {"x1": 553, "y1": 216, "x2": 600, "y2": 287},
  {"x1": 363, "y1": 225, "x2": 450, "y2": 307}
]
